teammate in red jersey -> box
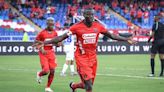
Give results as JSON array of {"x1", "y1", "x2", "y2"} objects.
[
  {"x1": 34, "y1": 17, "x2": 60, "y2": 92},
  {"x1": 33, "y1": 8, "x2": 136, "y2": 92}
]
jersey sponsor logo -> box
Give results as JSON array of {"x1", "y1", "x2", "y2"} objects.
[
  {"x1": 82, "y1": 33, "x2": 97, "y2": 44},
  {"x1": 82, "y1": 33, "x2": 97, "y2": 39},
  {"x1": 83, "y1": 39, "x2": 96, "y2": 44}
]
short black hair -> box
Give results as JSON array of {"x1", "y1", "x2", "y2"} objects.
[
  {"x1": 83, "y1": 8, "x2": 94, "y2": 14},
  {"x1": 154, "y1": 15, "x2": 161, "y2": 19}
]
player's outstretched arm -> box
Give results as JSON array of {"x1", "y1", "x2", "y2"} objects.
[
  {"x1": 102, "y1": 31, "x2": 137, "y2": 44},
  {"x1": 32, "y1": 32, "x2": 71, "y2": 49},
  {"x1": 44, "y1": 33, "x2": 69, "y2": 45},
  {"x1": 32, "y1": 40, "x2": 43, "y2": 49}
]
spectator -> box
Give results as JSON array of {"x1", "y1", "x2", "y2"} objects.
[
  {"x1": 105, "y1": 9, "x2": 111, "y2": 20},
  {"x1": 20, "y1": 0, "x2": 26, "y2": 8},
  {"x1": 130, "y1": 8, "x2": 136, "y2": 22},
  {"x1": 111, "y1": 0, "x2": 118, "y2": 10},
  {"x1": 61, "y1": 0, "x2": 68, "y2": 4},
  {"x1": 3, "y1": 2, "x2": 9, "y2": 10},
  {"x1": 119, "y1": 1, "x2": 125, "y2": 9},
  {"x1": 28, "y1": 0, "x2": 34, "y2": 8},
  {"x1": 46, "y1": 5, "x2": 51, "y2": 14},
  {"x1": 124, "y1": 7, "x2": 129, "y2": 15},
  {"x1": 143, "y1": 10, "x2": 149, "y2": 24},
  {"x1": 30, "y1": 5, "x2": 44, "y2": 19},
  {"x1": 100, "y1": 7, "x2": 105, "y2": 19},
  {"x1": 8, "y1": 9, "x2": 14, "y2": 19},
  {"x1": 137, "y1": 9, "x2": 143, "y2": 23},
  {"x1": 127, "y1": 21, "x2": 133, "y2": 30},
  {"x1": 158, "y1": 9, "x2": 164, "y2": 17},
  {"x1": 0, "y1": 0, "x2": 4, "y2": 11},
  {"x1": 46, "y1": 5, "x2": 56, "y2": 14},
  {"x1": 50, "y1": 6, "x2": 55, "y2": 14},
  {"x1": 93, "y1": 2, "x2": 100, "y2": 12},
  {"x1": 55, "y1": 20, "x2": 61, "y2": 29},
  {"x1": 17, "y1": 4, "x2": 23, "y2": 12},
  {"x1": 104, "y1": 3, "x2": 109, "y2": 12}
]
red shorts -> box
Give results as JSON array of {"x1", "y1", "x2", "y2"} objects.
[
  {"x1": 39, "y1": 50, "x2": 57, "y2": 72},
  {"x1": 75, "y1": 52, "x2": 97, "y2": 81}
]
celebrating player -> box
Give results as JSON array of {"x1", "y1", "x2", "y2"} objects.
[
  {"x1": 33, "y1": 8, "x2": 136, "y2": 92},
  {"x1": 33, "y1": 17, "x2": 60, "y2": 92}
]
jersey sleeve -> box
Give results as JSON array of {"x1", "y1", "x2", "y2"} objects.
[
  {"x1": 35, "y1": 31, "x2": 43, "y2": 41},
  {"x1": 69, "y1": 24, "x2": 77, "y2": 34}
]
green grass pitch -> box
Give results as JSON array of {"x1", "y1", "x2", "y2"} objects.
[{"x1": 0, "y1": 55, "x2": 163, "y2": 92}]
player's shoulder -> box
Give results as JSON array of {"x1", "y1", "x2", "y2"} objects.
[
  {"x1": 93, "y1": 21, "x2": 105, "y2": 28},
  {"x1": 40, "y1": 29, "x2": 47, "y2": 33},
  {"x1": 94, "y1": 21, "x2": 103, "y2": 26},
  {"x1": 71, "y1": 21, "x2": 84, "y2": 27},
  {"x1": 37, "y1": 29, "x2": 45, "y2": 35}
]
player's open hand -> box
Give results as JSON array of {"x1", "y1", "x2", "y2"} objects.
[
  {"x1": 127, "y1": 37, "x2": 137, "y2": 45},
  {"x1": 40, "y1": 48, "x2": 47, "y2": 55},
  {"x1": 56, "y1": 42, "x2": 63, "y2": 47},
  {"x1": 32, "y1": 41, "x2": 44, "y2": 50}
]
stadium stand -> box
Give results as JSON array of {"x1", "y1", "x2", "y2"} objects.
[{"x1": 0, "y1": 0, "x2": 163, "y2": 42}]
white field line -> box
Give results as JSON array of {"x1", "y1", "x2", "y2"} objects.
[
  {"x1": 96, "y1": 73, "x2": 164, "y2": 80},
  {"x1": 0, "y1": 67, "x2": 163, "y2": 80}
]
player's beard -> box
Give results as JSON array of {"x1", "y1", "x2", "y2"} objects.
[
  {"x1": 47, "y1": 23, "x2": 54, "y2": 31},
  {"x1": 85, "y1": 17, "x2": 93, "y2": 27}
]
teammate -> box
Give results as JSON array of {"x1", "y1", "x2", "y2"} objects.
[
  {"x1": 58, "y1": 24, "x2": 77, "y2": 76},
  {"x1": 148, "y1": 15, "x2": 164, "y2": 77},
  {"x1": 33, "y1": 8, "x2": 136, "y2": 92},
  {"x1": 34, "y1": 17, "x2": 60, "y2": 92}
]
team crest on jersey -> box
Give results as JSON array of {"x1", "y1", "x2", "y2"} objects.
[{"x1": 93, "y1": 28, "x2": 98, "y2": 32}]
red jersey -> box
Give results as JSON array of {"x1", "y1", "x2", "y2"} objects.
[
  {"x1": 36, "y1": 29, "x2": 58, "y2": 50},
  {"x1": 69, "y1": 21, "x2": 107, "y2": 58}
]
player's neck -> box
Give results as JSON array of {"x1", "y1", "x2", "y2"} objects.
[
  {"x1": 46, "y1": 27, "x2": 53, "y2": 32},
  {"x1": 84, "y1": 20, "x2": 92, "y2": 28}
]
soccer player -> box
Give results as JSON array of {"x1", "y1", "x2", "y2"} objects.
[
  {"x1": 58, "y1": 24, "x2": 77, "y2": 76},
  {"x1": 148, "y1": 15, "x2": 164, "y2": 77},
  {"x1": 34, "y1": 17, "x2": 60, "y2": 92},
  {"x1": 33, "y1": 8, "x2": 136, "y2": 92}
]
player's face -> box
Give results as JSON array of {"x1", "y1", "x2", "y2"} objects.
[
  {"x1": 83, "y1": 10, "x2": 94, "y2": 24},
  {"x1": 154, "y1": 16, "x2": 160, "y2": 22},
  {"x1": 47, "y1": 20, "x2": 54, "y2": 30}
]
